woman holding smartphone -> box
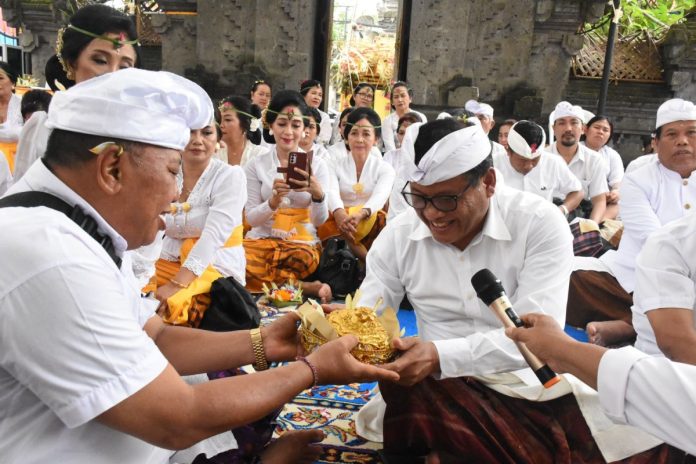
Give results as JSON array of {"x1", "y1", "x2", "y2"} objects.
[{"x1": 243, "y1": 90, "x2": 333, "y2": 302}]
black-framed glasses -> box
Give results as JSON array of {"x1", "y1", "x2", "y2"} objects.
[
  {"x1": 356, "y1": 91, "x2": 374, "y2": 100},
  {"x1": 401, "y1": 182, "x2": 472, "y2": 212}
]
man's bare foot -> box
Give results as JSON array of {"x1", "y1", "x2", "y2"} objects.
[
  {"x1": 302, "y1": 280, "x2": 333, "y2": 304},
  {"x1": 586, "y1": 320, "x2": 636, "y2": 347},
  {"x1": 260, "y1": 429, "x2": 324, "y2": 464}
]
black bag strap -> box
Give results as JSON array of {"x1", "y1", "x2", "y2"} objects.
[{"x1": 0, "y1": 191, "x2": 122, "y2": 268}]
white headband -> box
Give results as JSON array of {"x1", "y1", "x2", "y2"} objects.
[
  {"x1": 465, "y1": 99, "x2": 494, "y2": 118},
  {"x1": 507, "y1": 121, "x2": 546, "y2": 159},
  {"x1": 552, "y1": 101, "x2": 584, "y2": 123},
  {"x1": 656, "y1": 98, "x2": 696, "y2": 129},
  {"x1": 398, "y1": 123, "x2": 491, "y2": 186}
]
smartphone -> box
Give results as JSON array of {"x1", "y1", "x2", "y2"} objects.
[{"x1": 286, "y1": 151, "x2": 312, "y2": 188}]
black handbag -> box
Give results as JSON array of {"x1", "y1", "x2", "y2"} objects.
[
  {"x1": 312, "y1": 237, "x2": 362, "y2": 298},
  {"x1": 199, "y1": 277, "x2": 261, "y2": 332}
]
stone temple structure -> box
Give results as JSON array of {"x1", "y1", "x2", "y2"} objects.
[{"x1": 3, "y1": 0, "x2": 696, "y2": 162}]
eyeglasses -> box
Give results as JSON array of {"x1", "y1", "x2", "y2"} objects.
[
  {"x1": 356, "y1": 92, "x2": 374, "y2": 100},
  {"x1": 401, "y1": 182, "x2": 472, "y2": 212}
]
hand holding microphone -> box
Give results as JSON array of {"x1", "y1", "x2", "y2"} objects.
[{"x1": 471, "y1": 269, "x2": 561, "y2": 388}]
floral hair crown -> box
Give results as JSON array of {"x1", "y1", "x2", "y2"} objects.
[
  {"x1": 218, "y1": 101, "x2": 261, "y2": 132},
  {"x1": 264, "y1": 107, "x2": 309, "y2": 122}
]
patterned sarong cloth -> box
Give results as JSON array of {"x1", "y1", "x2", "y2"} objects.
[
  {"x1": 317, "y1": 206, "x2": 387, "y2": 250},
  {"x1": 244, "y1": 238, "x2": 321, "y2": 292},
  {"x1": 380, "y1": 377, "x2": 692, "y2": 463},
  {"x1": 566, "y1": 269, "x2": 633, "y2": 329},
  {"x1": 153, "y1": 225, "x2": 244, "y2": 327}
]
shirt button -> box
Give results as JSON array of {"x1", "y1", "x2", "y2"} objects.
[
  {"x1": 684, "y1": 180, "x2": 689, "y2": 186},
  {"x1": 686, "y1": 203, "x2": 691, "y2": 210}
]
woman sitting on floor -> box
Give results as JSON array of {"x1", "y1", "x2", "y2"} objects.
[
  {"x1": 243, "y1": 90, "x2": 332, "y2": 302},
  {"x1": 147, "y1": 114, "x2": 247, "y2": 327},
  {"x1": 324, "y1": 107, "x2": 395, "y2": 261},
  {"x1": 217, "y1": 95, "x2": 268, "y2": 166}
]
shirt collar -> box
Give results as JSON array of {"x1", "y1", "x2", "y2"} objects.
[
  {"x1": 408, "y1": 191, "x2": 512, "y2": 245},
  {"x1": 12, "y1": 160, "x2": 128, "y2": 254},
  {"x1": 552, "y1": 141, "x2": 583, "y2": 164}
]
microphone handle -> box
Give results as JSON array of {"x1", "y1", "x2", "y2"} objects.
[{"x1": 489, "y1": 296, "x2": 561, "y2": 388}]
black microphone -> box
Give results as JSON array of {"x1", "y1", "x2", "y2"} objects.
[{"x1": 471, "y1": 268, "x2": 561, "y2": 388}]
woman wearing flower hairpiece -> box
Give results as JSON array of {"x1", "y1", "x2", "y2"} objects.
[
  {"x1": 300, "y1": 79, "x2": 332, "y2": 146},
  {"x1": 324, "y1": 107, "x2": 395, "y2": 262},
  {"x1": 329, "y1": 82, "x2": 375, "y2": 144},
  {"x1": 13, "y1": 4, "x2": 138, "y2": 181},
  {"x1": 382, "y1": 81, "x2": 427, "y2": 153},
  {"x1": 299, "y1": 107, "x2": 330, "y2": 164},
  {"x1": 250, "y1": 80, "x2": 272, "y2": 110},
  {"x1": 244, "y1": 90, "x2": 333, "y2": 302},
  {"x1": 217, "y1": 95, "x2": 268, "y2": 166}
]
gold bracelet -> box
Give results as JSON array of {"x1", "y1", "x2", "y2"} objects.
[
  {"x1": 170, "y1": 278, "x2": 187, "y2": 289},
  {"x1": 250, "y1": 327, "x2": 269, "y2": 371}
]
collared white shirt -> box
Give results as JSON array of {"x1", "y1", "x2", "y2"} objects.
[
  {"x1": 626, "y1": 154, "x2": 656, "y2": 174},
  {"x1": 326, "y1": 148, "x2": 395, "y2": 214},
  {"x1": 601, "y1": 157, "x2": 696, "y2": 292},
  {"x1": 632, "y1": 213, "x2": 696, "y2": 355},
  {"x1": 493, "y1": 150, "x2": 582, "y2": 202},
  {"x1": 581, "y1": 142, "x2": 624, "y2": 188},
  {"x1": 244, "y1": 146, "x2": 330, "y2": 243},
  {"x1": 551, "y1": 142, "x2": 609, "y2": 200},
  {"x1": 159, "y1": 159, "x2": 247, "y2": 283},
  {"x1": 381, "y1": 110, "x2": 428, "y2": 152},
  {"x1": 359, "y1": 186, "x2": 573, "y2": 379},
  {"x1": 0, "y1": 161, "x2": 171, "y2": 463},
  {"x1": 598, "y1": 346, "x2": 696, "y2": 455},
  {"x1": 13, "y1": 111, "x2": 51, "y2": 181}
]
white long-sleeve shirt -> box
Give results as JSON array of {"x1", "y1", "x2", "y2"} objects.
[
  {"x1": 381, "y1": 110, "x2": 427, "y2": 152},
  {"x1": 551, "y1": 142, "x2": 609, "y2": 200},
  {"x1": 0, "y1": 149, "x2": 11, "y2": 195},
  {"x1": 317, "y1": 109, "x2": 332, "y2": 146},
  {"x1": 0, "y1": 93, "x2": 23, "y2": 142},
  {"x1": 159, "y1": 158, "x2": 246, "y2": 284},
  {"x1": 326, "y1": 149, "x2": 395, "y2": 214},
  {"x1": 632, "y1": 212, "x2": 696, "y2": 355},
  {"x1": 359, "y1": 186, "x2": 573, "y2": 379},
  {"x1": 493, "y1": 150, "x2": 582, "y2": 202},
  {"x1": 383, "y1": 148, "x2": 411, "y2": 220},
  {"x1": 244, "y1": 146, "x2": 330, "y2": 243},
  {"x1": 598, "y1": 346, "x2": 696, "y2": 455},
  {"x1": 601, "y1": 157, "x2": 696, "y2": 292}
]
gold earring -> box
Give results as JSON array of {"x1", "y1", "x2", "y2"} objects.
[{"x1": 215, "y1": 142, "x2": 221, "y2": 150}]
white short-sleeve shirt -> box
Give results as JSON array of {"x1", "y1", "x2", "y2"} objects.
[
  {"x1": 493, "y1": 150, "x2": 582, "y2": 202},
  {"x1": 632, "y1": 213, "x2": 696, "y2": 355},
  {"x1": 0, "y1": 161, "x2": 171, "y2": 463},
  {"x1": 551, "y1": 142, "x2": 609, "y2": 200},
  {"x1": 580, "y1": 142, "x2": 624, "y2": 189}
]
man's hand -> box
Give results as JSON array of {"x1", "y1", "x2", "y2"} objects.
[
  {"x1": 505, "y1": 313, "x2": 578, "y2": 373},
  {"x1": 380, "y1": 337, "x2": 440, "y2": 386},
  {"x1": 262, "y1": 312, "x2": 302, "y2": 363},
  {"x1": 606, "y1": 190, "x2": 620, "y2": 205},
  {"x1": 306, "y1": 335, "x2": 400, "y2": 385}
]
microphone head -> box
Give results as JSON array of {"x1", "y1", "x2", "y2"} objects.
[{"x1": 471, "y1": 268, "x2": 505, "y2": 305}]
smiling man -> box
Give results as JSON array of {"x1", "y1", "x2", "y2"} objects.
[{"x1": 353, "y1": 119, "x2": 683, "y2": 462}]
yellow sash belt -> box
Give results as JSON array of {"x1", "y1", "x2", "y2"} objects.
[
  {"x1": 163, "y1": 224, "x2": 243, "y2": 326},
  {"x1": 271, "y1": 207, "x2": 313, "y2": 242},
  {"x1": 0, "y1": 141, "x2": 17, "y2": 173}
]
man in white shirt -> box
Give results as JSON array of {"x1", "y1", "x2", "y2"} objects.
[
  {"x1": 632, "y1": 212, "x2": 696, "y2": 364},
  {"x1": 549, "y1": 101, "x2": 609, "y2": 223},
  {"x1": 507, "y1": 313, "x2": 695, "y2": 457},
  {"x1": 0, "y1": 69, "x2": 397, "y2": 464},
  {"x1": 493, "y1": 120, "x2": 583, "y2": 215},
  {"x1": 567, "y1": 98, "x2": 696, "y2": 347},
  {"x1": 354, "y1": 119, "x2": 671, "y2": 462}
]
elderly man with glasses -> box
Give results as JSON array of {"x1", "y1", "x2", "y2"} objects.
[{"x1": 348, "y1": 119, "x2": 680, "y2": 462}]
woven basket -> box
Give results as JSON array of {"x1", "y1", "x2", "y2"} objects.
[{"x1": 300, "y1": 326, "x2": 395, "y2": 365}]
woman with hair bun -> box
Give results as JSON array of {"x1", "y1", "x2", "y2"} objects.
[
  {"x1": 382, "y1": 81, "x2": 427, "y2": 152},
  {"x1": 217, "y1": 95, "x2": 268, "y2": 166},
  {"x1": 250, "y1": 80, "x2": 272, "y2": 110}
]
